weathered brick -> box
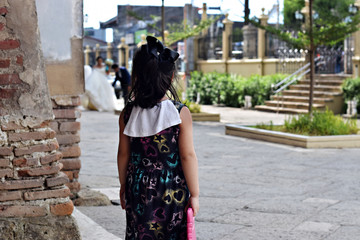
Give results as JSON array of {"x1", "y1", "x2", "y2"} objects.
[
  {"x1": 0, "y1": 158, "x2": 10, "y2": 167},
  {"x1": 16, "y1": 55, "x2": 23, "y2": 65},
  {"x1": 52, "y1": 96, "x2": 81, "y2": 107},
  {"x1": 65, "y1": 182, "x2": 81, "y2": 193},
  {"x1": 24, "y1": 187, "x2": 70, "y2": 201},
  {"x1": 0, "y1": 205, "x2": 47, "y2": 217},
  {"x1": 49, "y1": 121, "x2": 59, "y2": 132},
  {"x1": 56, "y1": 134, "x2": 80, "y2": 145},
  {"x1": 0, "y1": 7, "x2": 8, "y2": 16},
  {"x1": 8, "y1": 130, "x2": 55, "y2": 142},
  {"x1": 0, "y1": 89, "x2": 17, "y2": 99},
  {"x1": 62, "y1": 171, "x2": 74, "y2": 181},
  {"x1": 53, "y1": 109, "x2": 81, "y2": 119},
  {"x1": 40, "y1": 152, "x2": 62, "y2": 165},
  {"x1": 14, "y1": 141, "x2": 59, "y2": 156},
  {"x1": 0, "y1": 74, "x2": 22, "y2": 85},
  {"x1": 0, "y1": 59, "x2": 10, "y2": 68},
  {"x1": 59, "y1": 121, "x2": 80, "y2": 132},
  {"x1": 0, "y1": 191, "x2": 22, "y2": 202},
  {"x1": 0, "y1": 168, "x2": 13, "y2": 178},
  {"x1": 0, "y1": 179, "x2": 43, "y2": 190},
  {"x1": 13, "y1": 157, "x2": 38, "y2": 167},
  {"x1": 0, "y1": 121, "x2": 24, "y2": 130},
  {"x1": 50, "y1": 200, "x2": 74, "y2": 216},
  {"x1": 59, "y1": 145, "x2": 81, "y2": 158},
  {"x1": 17, "y1": 163, "x2": 63, "y2": 177},
  {"x1": 0, "y1": 39, "x2": 20, "y2": 50},
  {"x1": 60, "y1": 158, "x2": 81, "y2": 170},
  {"x1": 46, "y1": 172, "x2": 69, "y2": 187},
  {"x1": 32, "y1": 121, "x2": 50, "y2": 129},
  {"x1": 73, "y1": 170, "x2": 79, "y2": 179},
  {"x1": 0, "y1": 146, "x2": 13, "y2": 156}
]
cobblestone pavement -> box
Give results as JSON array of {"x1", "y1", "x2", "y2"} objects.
[{"x1": 75, "y1": 107, "x2": 360, "y2": 240}]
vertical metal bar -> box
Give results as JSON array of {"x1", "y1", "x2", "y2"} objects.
[{"x1": 161, "y1": 0, "x2": 165, "y2": 41}]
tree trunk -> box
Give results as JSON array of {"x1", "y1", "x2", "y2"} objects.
[{"x1": 308, "y1": 0, "x2": 314, "y2": 114}]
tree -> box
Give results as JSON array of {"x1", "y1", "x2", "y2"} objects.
[
  {"x1": 284, "y1": 0, "x2": 356, "y2": 30},
  {"x1": 127, "y1": 10, "x2": 217, "y2": 46},
  {"x1": 251, "y1": 0, "x2": 360, "y2": 113}
]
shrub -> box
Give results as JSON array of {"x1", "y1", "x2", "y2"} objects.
[
  {"x1": 186, "y1": 71, "x2": 287, "y2": 108},
  {"x1": 342, "y1": 77, "x2": 360, "y2": 112},
  {"x1": 183, "y1": 101, "x2": 201, "y2": 113},
  {"x1": 284, "y1": 109, "x2": 359, "y2": 136},
  {"x1": 256, "y1": 110, "x2": 359, "y2": 136}
]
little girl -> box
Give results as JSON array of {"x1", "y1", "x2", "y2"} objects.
[{"x1": 117, "y1": 36, "x2": 199, "y2": 240}]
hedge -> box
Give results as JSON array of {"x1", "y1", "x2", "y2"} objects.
[{"x1": 186, "y1": 71, "x2": 287, "y2": 107}]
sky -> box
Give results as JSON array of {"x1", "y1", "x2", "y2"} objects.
[{"x1": 84, "y1": 0, "x2": 284, "y2": 29}]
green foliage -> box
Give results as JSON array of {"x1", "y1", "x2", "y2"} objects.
[
  {"x1": 252, "y1": 0, "x2": 360, "y2": 49},
  {"x1": 342, "y1": 77, "x2": 360, "y2": 111},
  {"x1": 127, "y1": 10, "x2": 217, "y2": 46},
  {"x1": 166, "y1": 17, "x2": 219, "y2": 46},
  {"x1": 186, "y1": 71, "x2": 287, "y2": 108},
  {"x1": 342, "y1": 77, "x2": 360, "y2": 101},
  {"x1": 182, "y1": 101, "x2": 201, "y2": 113},
  {"x1": 283, "y1": 0, "x2": 304, "y2": 29},
  {"x1": 256, "y1": 110, "x2": 359, "y2": 136},
  {"x1": 284, "y1": 109, "x2": 359, "y2": 135},
  {"x1": 127, "y1": 10, "x2": 161, "y2": 33}
]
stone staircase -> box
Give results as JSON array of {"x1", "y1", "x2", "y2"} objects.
[{"x1": 255, "y1": 74, "x2": 350, "y2": 114}]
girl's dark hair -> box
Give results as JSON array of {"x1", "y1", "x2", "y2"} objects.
[
  {"x1": 96, "y1": 56, "x2": 103, "y2": 61},
  {"x1": 128, "y1": 42, "x2": 180, "y2": 108}
]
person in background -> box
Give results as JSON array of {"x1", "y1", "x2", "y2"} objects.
[{"x1": 112, "y1": 64, "x2": 131, "y2": 104}]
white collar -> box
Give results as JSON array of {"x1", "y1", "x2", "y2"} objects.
[{"x1": 123, "y1": 100, "x2": 181, "y2": 137}]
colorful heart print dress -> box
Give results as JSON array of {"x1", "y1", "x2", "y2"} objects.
[{"x1": 123, "y1": 101, "x2": 189, "y2": 240}]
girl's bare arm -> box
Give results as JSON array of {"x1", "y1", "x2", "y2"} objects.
[
  {"x1": 179, "y1": 107, "x2": 200, "y2": 215},
  {"x1": 117, "y1": 111, "x2": 130, "y2": 209}
]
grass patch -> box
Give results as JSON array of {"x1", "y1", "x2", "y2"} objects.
[{"x1": 255, "y1": 110, "x2": 359, "y2": 136}]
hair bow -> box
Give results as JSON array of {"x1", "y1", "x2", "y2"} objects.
[{"x1": 146, "y1": 36, "x2": 179, "y2": 64}]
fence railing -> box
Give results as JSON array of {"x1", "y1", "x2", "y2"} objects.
[{"x1": 197, "y1": 35, "x2": 223, "y2": 60}]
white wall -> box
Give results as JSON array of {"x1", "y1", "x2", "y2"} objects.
[{"x1": 35, "y1": 0, "x2": 83, "y2": 62}]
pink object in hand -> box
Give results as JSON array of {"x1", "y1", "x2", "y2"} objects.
[{"x1": 187, "y1": 207, "x2": 196, "y2": 240}]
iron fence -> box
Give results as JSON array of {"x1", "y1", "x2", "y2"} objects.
[{"x1": 197, "y1": 35, "x2": 222, "y2": 60}]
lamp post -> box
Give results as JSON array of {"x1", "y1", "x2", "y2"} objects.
[{"x1": 161, "y1": 0, "x2": 165, "y2": 41}]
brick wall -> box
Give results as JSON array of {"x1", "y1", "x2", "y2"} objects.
[
  {"x1": 0, "y1": 122, "x2": 74, "y2": 217},
  {"x1": 0, "y1": 2, "x2": 74, "y2": 219},
  {"x1": 51, "y1": 96, "x2": 81, "y2": 197}
]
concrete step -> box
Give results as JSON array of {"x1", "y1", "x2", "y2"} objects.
[
  {"x1": 282, "y1": 90, "x2": 342, "y2": 98},
  {"x1": 298, "y1": 79, "x2": 344, "y2": 86},
  {"x1": 289, "y1": 84, "x2": 342, "y2": 92},
  {"x1": 272, "y1": 95, "x2": 333, "y2": 104},
  {"x1": 306, "y1": 74, "x2": 351, "y2": 81},
  {"x1": 264, "y1": 100, "x2": 325, "y2": 110},
  {"x1": 255, "y1": 105, "x2": 309, "y2": 114}
]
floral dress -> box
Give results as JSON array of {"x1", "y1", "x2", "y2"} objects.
[{"x1": 123, "y1": 101, "x2": 190, "y2": 240}]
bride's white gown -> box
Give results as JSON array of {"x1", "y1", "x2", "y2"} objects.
[{"x1": 85, "y1": 66, "x2": 116, "y2": 112}]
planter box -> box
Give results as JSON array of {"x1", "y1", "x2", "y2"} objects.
[
  {"x1": 192, "y1": 112, "x2": 220, "y2": 122},
  {"x1": 225, "y1": 124, "x2": 360, "y2": 148}
]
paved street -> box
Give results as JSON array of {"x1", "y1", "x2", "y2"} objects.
[{"x1": 75, "y1": 106, "x2": 360, "y2": 240}]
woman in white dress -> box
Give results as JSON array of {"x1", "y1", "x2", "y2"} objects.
[{"x1": 84, "y1": 56, "x2": 116, "y2": 112}]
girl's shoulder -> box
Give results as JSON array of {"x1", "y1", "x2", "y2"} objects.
[{"x1": 171, "y1": 100, "x2": 186, "y2": 113}]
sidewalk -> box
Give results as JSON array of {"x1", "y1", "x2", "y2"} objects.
[{"x1": 75, "y1": 106, "x2": 360, "y2": 240}]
